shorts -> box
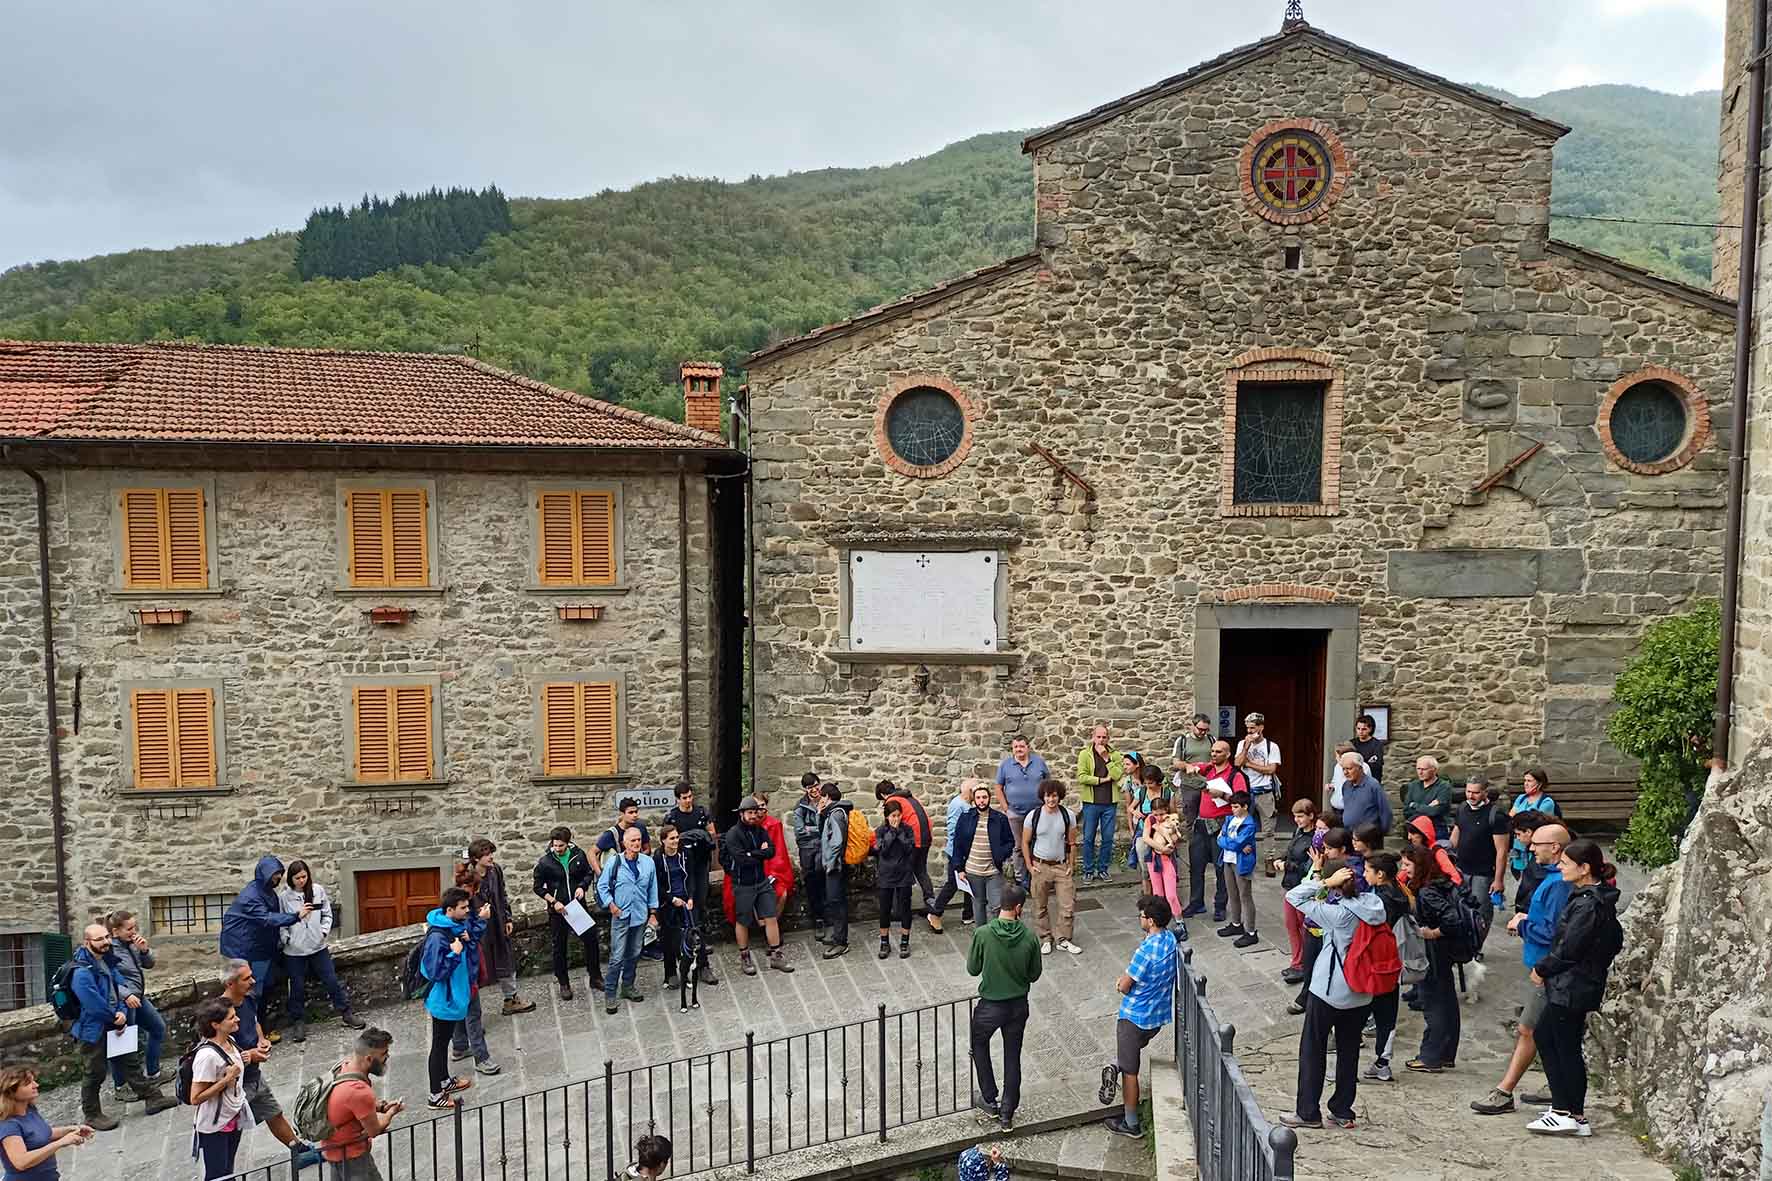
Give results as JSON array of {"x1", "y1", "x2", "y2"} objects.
[
  {"x1": 733, "y1": 881, "x2": 778, "y2": 925},
  {"x1": 1519, "y1": 976, "x2": 1548, "y2": 1030},
  {"x1": 244, "y1": 1072, "x2": 282, "y2": 1123},
  {"x1": 1114, "y1": 1018, "x2": 1162, "y2": 1076}
]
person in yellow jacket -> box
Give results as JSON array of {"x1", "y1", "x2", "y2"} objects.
[{"x1": 1074, "y1": 725, "x2": 1125, "y2": 881}]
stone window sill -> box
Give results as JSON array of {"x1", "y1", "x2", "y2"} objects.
[
  {"x1": 337, "y1": 779, "x2": 452, "y2": 791},
  {"x1": 333, "y1": 586, "x2": 447, "y2": 597},
  {"x1": 825, "y1": 648, "x2": 1022, "y2": 667},
  {"x1": 1221, "y1": 503, "x2": 1342, "y2": 518},
  {"x1": 109, "y1": 588, "x2": 229, "y2": 600},
  {"x1": 126, "y1": 786, "x2": 237, "y2": 799},
  {"x1": 524, "y1": 584, "x2": 632, "y2": 596},
  {"x1": 535, "y1": 774, "x2": 635, "y2": 788}
]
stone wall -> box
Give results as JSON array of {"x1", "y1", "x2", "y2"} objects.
[
  {"x1": 0, "y1": 454, "x2": 714, "y2": 937},
  {"x1": 1713, "y1": 0, "x2": 1753, "y2": 296},
  {"x1": 0, "y1": 474, "x2": 60, "y2": 937},
  {"x1": 748, "y1": 37, "x2": 1734, "y2": 826}
]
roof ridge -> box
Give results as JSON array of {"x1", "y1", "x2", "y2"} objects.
[
  {"x1": 1541, "y1": 240, "x2": 1736, "y2": 318},
  {"x1": 446, "y1": 355, "x2": 726, "y2": 445},
  {"x1": 0, "y1": 337, "x2": 476, "y2": 364}
]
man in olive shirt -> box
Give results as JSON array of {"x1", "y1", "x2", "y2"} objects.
[{"x1": 1402, "y1": 756, "x2": 1454, "y2": 841}]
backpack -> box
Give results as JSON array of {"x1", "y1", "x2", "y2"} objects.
[
  {"x1": 399, "y1": 940, "x2": 432, "y2": 1002},
  {"x1": 843, "y1": 807, "x2": 874, "y2": 866},
  {"x1": 1393, "y1": 914, "x2": 1429, "y2": 985},
  {"x1": 175, "y1": 1040, "x2": 228, "y2": 1106},
  {"x1": 1438, "y1": 886, "x2": 1484, "y2": 965},
  {"x1": 1024, "y1": 805, "x2": 1074, "y2": 846},
  {"x1": 292, "y1": 1067, "x2": 371, "y2": 1143},
  {"x1": 49, "y1": 959, "x2": 85, "y2": 1023},
  {"x1": 1342, "y1": 920, "x2": 1402, "y2": 995}
]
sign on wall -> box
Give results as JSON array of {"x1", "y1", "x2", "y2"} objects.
[
  {"x1": 849, "y1": 550, "x2": 998, "y2": 653},
  {"x1": 622, "y1": 788, "x2": 679, "y2": 810}
]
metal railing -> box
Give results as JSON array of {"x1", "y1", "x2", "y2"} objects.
[
  {"x1": 1172, "y1": 944, "x2": 1296, "y2": 1181},
  {"x1": 221, "y1": 995, "x2": 977, "y2": 1181}
]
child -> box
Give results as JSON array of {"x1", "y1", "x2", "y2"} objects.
[
  {"x1": 1362, "y1": 851, "x2": 1413, "y2": 1082},
  {"x1": 875, "y1": 800, "x2": 916, "y2": 959},
  {"x1": 1216, "y1": 791, "x2": 1259, "y2": 948},
  {"x1": 1142, "y1": 797, "x2": 1185, "y2": 919},
  {"x1": 1275, "y1": 799, "x2": 1320, "y2": 983},
  {"x1": 1288, "y1": 829, "x2": 1351, "y2": 1015},
  {"x1": 1349, "y1": 823, "x2": 1383, "y2": 891}
]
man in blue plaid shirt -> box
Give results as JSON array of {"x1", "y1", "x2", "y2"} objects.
[{"x1": 1098, "y1": 894, "x2": 1179, "y2": 1137}]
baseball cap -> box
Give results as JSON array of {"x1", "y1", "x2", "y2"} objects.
[{"x1": 738, "y1": 796, "x2": 765, "y2": 811}]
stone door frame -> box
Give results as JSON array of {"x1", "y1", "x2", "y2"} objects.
[{"x1": 1192, "y1": 602, "x2": 1359, "y2": 795}]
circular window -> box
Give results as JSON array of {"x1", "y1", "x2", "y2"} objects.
[
  {"x1": 874, "y1": 377, "x2": 976, "y2": 478},
  {"x1": 1597, "y1": 366, "x2": 1712, "y2": 476},
  {"x1": 1238, "y1": 119, "x2": 1350, "y2": 226}
]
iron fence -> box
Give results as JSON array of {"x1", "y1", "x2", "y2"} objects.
[
  {"x1": 1172, "y1": 943, "x2": 1296, "y2": 1181},
  {"x1": 220, "y1": 995, "x2": 977, "y2": 1181}
]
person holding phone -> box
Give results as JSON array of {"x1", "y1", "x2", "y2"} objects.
[
  {"x1": 319, "y1": 1027, "x2": 404, "y2": 1180},
  {"x1": 0, "y1": 1066, "x2": 92, "y2": 1181}
]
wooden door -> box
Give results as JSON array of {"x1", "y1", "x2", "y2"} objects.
[
  {"x1": 1218, "y1": 629, "x2": 1328, "y2": 823},
  {"x1": 355, "y1": 867, "x2": 441, "y2": 934}
]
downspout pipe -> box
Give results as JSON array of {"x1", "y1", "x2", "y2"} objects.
[
  {"x1": 732, "y1": 390, "x2": 757, "y2": 797},
  {"x1": 5, "y1": 453, "x2": 71, "y2": 937},
  {"x1": 678, "y1": 456, "x2": 692, "y2": 782},
  {"x1": 1716, "y1": 0, "x2": 1767, "y2": 769}
]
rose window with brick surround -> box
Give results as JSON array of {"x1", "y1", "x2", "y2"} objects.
[
  {"x1": 1253, "y1": 132, "x2": 1331, "y2": 216},
  {"x1": 1608, "y1": 382, "x2": 1686, "y2": 465},
  {"x1": 874, "y1": 376, "x2": 977, "y2": 478}
]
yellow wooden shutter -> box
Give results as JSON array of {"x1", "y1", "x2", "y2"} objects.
[
  {"x1": 537, "y1": 493, "x2": 577, "y2": 585},
  {"x1": 388, "y1": 490, "x2": 428, "y2": 587},
  {"x1": 540, "y1": 683, "x2": 582, "y2": 774},
  {"x1": 171, "y1": 688, "x2": 217, "y2": 787},
  {"x1": 392, "y1": 684, "x2": 433, "y2": 780},
  {"x1": 582, "y1": 682, "x2": 618, "y2": 775},
  {"x1": 346, "y1": 492, "x2": 388, "y2": 587},
  {"x1": 121, "y1": 490, "x2": 166, "y2": 589},
  {"x1": 132, "y1": 689, "x2": 175, "y2": 789},
  {"x1": 577, "y1": 492, "x2": 616, "y2": 585},
  {"x1": 164, "y1": 488, "x2": 208, "y2": 589},
  {"x1": 354, "y1": 686, "x2": 393, "y2": 781}
]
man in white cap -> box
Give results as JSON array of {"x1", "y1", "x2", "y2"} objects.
[{"x1": 1234, "y1": 712, "x2": 1282, "y2": 867}]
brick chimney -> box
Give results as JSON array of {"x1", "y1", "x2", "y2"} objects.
[{"x1": 680, "y1": 361, "x2": 724, "y2": 434}]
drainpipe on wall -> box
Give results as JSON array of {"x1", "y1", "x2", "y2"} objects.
[
  {"x1": 731, "y1": 389, "x2": 757, "y2": 796},
  {"x1": 4, "y1": 451, "x2": 71, "y2": 937},
  {"x1": 1716, "y1": 0, "x2": 1768, "y2": 769},
  {"x1": 679, "y1": 457, "x2": 692, "y2": 782}
]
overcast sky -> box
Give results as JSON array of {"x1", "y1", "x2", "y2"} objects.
[{"x1": 0, "y1": 0, "x2": 1728, "y2": 271}]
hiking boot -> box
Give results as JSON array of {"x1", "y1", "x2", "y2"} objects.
[
  {"x1": 1471, "y1": 1088, "x2": 1516, "y2": 1115},
  {"x1": 898, "y1": 936, "x2": 910, "y2": 959},
  {"x1": 768, "y1": 947, "x2": 794, "y2": 972},
  {"x1": 1362, "y1": 1063, "x2": 1393, "y2": 1083},
  {"x1": 621, "y1": 984, "x2": 643, "y2": 1002},
  {"x1": 559, "y1": 980, "x2": 574, "y2": 1000},
  {"x1": 502, "y1": 995, "x2": 537, "y2": 1015},
  {"x1": 340, "y1": 1011, "x2": 367, "y2": 1030},
  {"x1": 740, "y1": 950, "x2": 758, "y2": 976},
  {"x1": 289, "y1": 1021, "x2": 307, "y2": 1044},
  {"x1": 84, "y1": 1110, "x2": 119, "y2": 1132},
  {"x1": 475, "y1": 1059, "x2": 502, "y2": 1076},
  {"x1": 605, "y1": 998, "x2": 619, "y2": 1014},
  {"x1": 111, "y1": 1086, "x2": 138, "y2": 1104},
  {"x1": 699, "y1": 963, "x2": 721, "y2": 986},
  {"x1": 879, "y1": 939, "x2": 891, "y2": 960},
  {"x1": 822, "y1": 942, "x2": 850, "y2": 960},
  {"x1": 142, "y1": 1093, "x2": 176, "y2": 1116}
]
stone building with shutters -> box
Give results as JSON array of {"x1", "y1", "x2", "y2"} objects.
[
  {"x1": 0, "y1": 340, "x2": 743, "y2": 989},
  {"x1": 744, "y1": 18, "x2": 1736, "y2": 835}
]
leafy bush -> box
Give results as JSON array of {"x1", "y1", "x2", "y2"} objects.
[{"x1": 1607, "y1": 599, "x2": 1719, "y2": 867}]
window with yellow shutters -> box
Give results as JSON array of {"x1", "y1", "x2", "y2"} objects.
[
  {"x1": 534, "y1": 489, "x2": 617, "y2": 586},
  {"x1": 345, "y1": 488, "x2": 431, "y2": 588},
  {"x1": 130, "y1": 687, "x2": 216, "y2": 789},
  {"x1": 120, "y1": 487, "x2": 209, "y2": 590},
  {"x1": 353, "y1": 684, "x2": 435, "y2": 782},
  {"x1": 538, "y1": 680, "x2": 619, "y2": 776}
]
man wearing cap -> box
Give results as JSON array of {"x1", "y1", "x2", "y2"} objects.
[
  {"x1": 1233, "y1": 713, "x2": 1282, "y2": 868},
  {"x1": 721, "y1": 796, "x2": 794, "y2": 975}
]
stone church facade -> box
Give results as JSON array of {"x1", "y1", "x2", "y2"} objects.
[{"x1": 746, "y1": 21, "x2": 1736, "y2": 819}]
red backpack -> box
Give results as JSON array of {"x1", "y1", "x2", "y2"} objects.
[{"x1": 1341, "y1": 919, "x2": 1402, "y2": 995}]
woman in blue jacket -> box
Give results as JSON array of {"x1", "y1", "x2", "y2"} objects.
[
  {"x1": 420, "y1": 887, "x2": 487, "y2": 1109},
  {"x1": 1216, "y1": 792, "x2": 1260, "y2": 948}
]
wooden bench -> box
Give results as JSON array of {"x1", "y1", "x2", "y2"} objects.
[{"x1": 1544, "y1": 779, "x2": 1639, "y2": 830}]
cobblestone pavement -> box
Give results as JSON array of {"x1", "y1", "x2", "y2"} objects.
[{"x1": 42, "y1": 879, "x2": 1154, "y2": 1180}]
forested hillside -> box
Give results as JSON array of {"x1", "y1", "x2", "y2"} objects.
[{"x1": 0, "y1": 84, "x2": 1722, "y2": 421}]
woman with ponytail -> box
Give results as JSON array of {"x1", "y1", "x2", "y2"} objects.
[{"x1": 1525, "y1": 839, "x2": 1624, "y2": 1138}]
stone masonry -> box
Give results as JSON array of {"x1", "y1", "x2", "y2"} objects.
[{"x1": 745, "y1": 25, "x2": 1735, "y2": 842}]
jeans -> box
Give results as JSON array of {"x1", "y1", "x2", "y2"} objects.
[
  {"x1": 970, "y1": 997, "x2": 1030, "y2": 1116},
  {"x1": 110, "y1": 997, "x2": 166, "y2": 1085},
  {"x1": 549, "y1": 909, "x2": 602, "y2": 984},
  {"x1": 824, "y1": 864, "x2": 850, "y2": 946},
  {"x1": 1006, "y1": 812, "x2": 1031, "y2": 888},
  {"x1": 799, "y1": 850, "x2": 826, "y2": 925},
  {"x1": 286, "y1": 949, "x2": 352, "y2": 1023},
  {"x1": 1295, "y1": 996, "x2": 1368, "y2": 1122},
  {"x1": 197, "y1": 1127, "x2": 243, "y2": 1180},
  {"x1": 449, "y1": 988, "x2": 489, "y2": 1063},
  {"x1": 1186, "y1": 820, "x2": 1227, "y2": 915},
  {"x1": 1079, "y1": 803, "x2": 1116, "y2": 876},
  {"x1": 930, "y1": 863, "x2": 974, "y2": 922},
  {"x1": 606, "y1": 923, "x2": 645, "y2": 999},
  {"x1": 961, "y1": 870, "x2": 1004, "y2": 920},
  {"x1": 1418, "y1": 948, "x2": 1461, "y2": 1066},
  {"x1": 427, "y1": 1016, "x2": 457, "y2": 1095},
  {"x1": 1536, "y1": 1003, "x2": 1589, "y2": 1115}
]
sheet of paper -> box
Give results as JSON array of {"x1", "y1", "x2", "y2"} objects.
[
  {"x1": 1222, "y1": 850, "x2": 1238, "y2": 865},
  {"x1": 955, "y1": 873, "x2": 974, "y2": 897},
  {"x1": 563, "y1": 900, "x2": 596, "y2": 935},
  {"x1": 106, "y1": 1024, "x2": 140, "y2": 1059}
]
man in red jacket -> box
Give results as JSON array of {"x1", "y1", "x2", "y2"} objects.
[
  {"x1": 722, "y1": 790, "x2": 796, "y2": 929},
  {"x1": 875, "y1": 781, "x2": 936, "y2": 916},
  {"x1": 1190, "y1": 741, "x2": 1246, "y2": 923}
]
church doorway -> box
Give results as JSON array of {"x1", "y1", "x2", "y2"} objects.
[{"x1": 1217, "y1": 628, "x2": 1327, "y2": 821}]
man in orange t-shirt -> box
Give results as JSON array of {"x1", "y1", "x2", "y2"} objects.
[{"x1": 321, "y1": 1028, "x2": 403, "y2": 1179}]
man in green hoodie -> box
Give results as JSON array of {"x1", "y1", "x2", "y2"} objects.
[{"x1": 966, "y1": 885, "x2": 1041, "y2": 1131}]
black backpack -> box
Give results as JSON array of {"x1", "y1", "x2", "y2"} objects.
[
  {"x1": 49, "y1": 960, "x2": 85, "y2": 1023},
  {"x1": 1024, "y1": 805, "x2": 1074, "y2": 845},
  {"x1": 175, "y1": 1040, "x2": 229, "y2": 1106},
  {"x1": 399, "y1": 940, "x2": 432, "y2": 1002},
  {"x1": 1439, "y1": 885, "x2": 1485, "y2": 965}
]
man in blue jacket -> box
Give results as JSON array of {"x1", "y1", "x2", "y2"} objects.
[
  {"x1": 598, "y1": 825, "x2": 660, "y2": 1014},
  {"x1": 420, "y1": 887, "x2": 487, "y2": 1109},
  {"x1": 219, "y1": 854, "x2": 311, "y2": 1028},
  {"x1": 1471, "y1": 822, "x2": 1571, "y2": 1115},
  {"x1": 950, "y1": 782, "x2": 1015, "y2": 920},
  {"x1": 71, "y1": 922, "x2": 174, "y2": 1128}
]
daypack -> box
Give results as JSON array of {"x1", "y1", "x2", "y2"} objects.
[
  {"x1": 1393, "y1": 913, "x2": 1429, "y2": 984},
  {"x1": 175, "y1": 1040, "x2": 229, "y2": 1106},
  {"x1": 292, "y1": 1067, "x2": 371, "y2": 1143},
  {"x1": 843, "y1": 808, "x2": 875, "y2": 866},
  {"x1": 1438, "y1": 887, "x2": 1484, "y2": 965},
  {"x1": 1342, "y1": 920, "x2": 1402, "y2": 995},
  {"x1": 400, "y1": 941, "x2": 432, "y2": 1002},
  {"x1": 49, "y1": 959, "x2": 85, "y2": 1023},
  {"x1": 1023, "y1": 804, "x2": 1074, "y2": 846}
]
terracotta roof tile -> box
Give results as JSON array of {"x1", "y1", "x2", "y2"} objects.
[{"x1": 0, "y1": 340, "x2": 728, "y2": 450}]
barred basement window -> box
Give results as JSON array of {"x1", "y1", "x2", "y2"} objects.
[
  {"x1": 150, "y1": 893, "x2": 234, "y2": 936},
  {"x1": 1233, "y1": 381, "x2": 1327, "y2": 504},
  {"x1": 0, "y1": 935, "x2": 45, "y2": 1012}
]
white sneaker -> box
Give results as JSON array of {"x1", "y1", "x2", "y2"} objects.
[
  {"x1": 1057, "y1": 939, "x2": 1083, "y2": 956},
  {"x1": 1040, "y1": 939, "x2": 1054, "y2": 956},
  {"x1": 1526, "y1": 1110, "x2": 1590, "y2": 1137}
]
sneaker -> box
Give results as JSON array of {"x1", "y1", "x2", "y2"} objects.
[
  {"x1": 1526, "y1": 1110, "x2": 1590, "y2": 1137},
  {"x1": 1103, "y1": 1115, "x2": 1141, "y2": 1139},
  {"x1": 879, "y1": 940, "x2": 892, "y2": 960},
  {"x1": 1211, "y1": 914, "x2": 1226, "y2": 924},
  {"x1": 740, "y1": 951, "x2": 758, "y2": 976},
  {"x1": 605, "y1": 999, "x2": 619, "y2": 1014},
  {"x1": 1057, "y1": 939, "x2": 1083, "y2": 956},
  {"x1": 898, "y1": 938, "x2": 911, "y2": 959},
  {"x1": 502, "y1": 995, "x2": 537, "y2": 1015},
  {"x1": 1519, "y1": 1089, "x2": 1554, "y2": 1107},
  {"x1": 1362, "y1": 1063, "x2": 1393, "y2": 1083},
  {"x1": 621, "y1": 984, "x2": 643, "y2": 1002},
  {"x1": 1217, "y1": 923, "x2": 1244, "y2": 938},
  {"x1": 340, "y1": 1011, "x2": 367, "y2": 1030},
  {"x1": 1471, "y1": 1088, "x2": 1516, "y2": 1115},
  {"x1": 974, "y1": 1098, "x2": 1001, "y2": 1123},
  {"x1": 1326, "y1": 1113, "x2": 1356, "y2": 1129},
  {"x1": 475, "y1": 1059, "x2": 502, "y2": 1076},
  {"x1": 822, "y1": 942, "x2": 849, "y2": 960},
  {"x1": 1098, "y1": 1063, "x2": 1121, "y2": 1106},
  {"x1": 768, "y1": 948, "x2": 795, "y2": 973},
  {"x1": 962, "y1": 915, "x2": 976, "y2": 926},
  {"x1": 926, "y1": 914, "x2": 943, "y2": 933},
  {"x1": 1279, "y1": 1112, "x2": 1323, "y2": 1130},
  {"x1": 1041, "y1": 939, "x2": 1054, "y2": 956},
  {"x1": 450, "y1": 1046, "x2": 473, "y2": 1062},
  {"x1": 699, "y1": 964, "x2": 721, "y2": 986},
  {"x1": 815, "y1": 925, "x2": 829, "y2": 944},
  {"x1": 1280, "y1": 968, "x2": 1305, "y2": 985},
  {"x1": 998, "y1": 1110, "x2": 1015, "y2": 1132},
  {"x1": 289, "y1": 1021, "x2": 307, "y2": 1044},
  {"x1": 1285, "y1": 1001, "x2": 1306, "y2": 1016},
  {"x1": 1233, "y1": 932, "x2": 1259, "y2": 948},
  {"x1": 559, "y1": 980, "x2": 574, "y2": 1000},
  {"x1": 427, "y1": 1093, "x2": 461, "y2": 1110},
  {"x1": 1180, "y1": 904, "x2": 1205, "y2": 918},
  {"x1": 1405, "y1": 1060, "x2": 1443, "y2": 1074}
]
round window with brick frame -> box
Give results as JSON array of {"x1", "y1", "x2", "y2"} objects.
[
  {"x1": 1597, "y1": 366, "x2": 1712, "y2": 476},
  {"x1": 874, "y1": 376, "x2": 977, "y2": 479},
  {"x1": 1238, "y1": 119, "x2": 1350, "y2": 226}
]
